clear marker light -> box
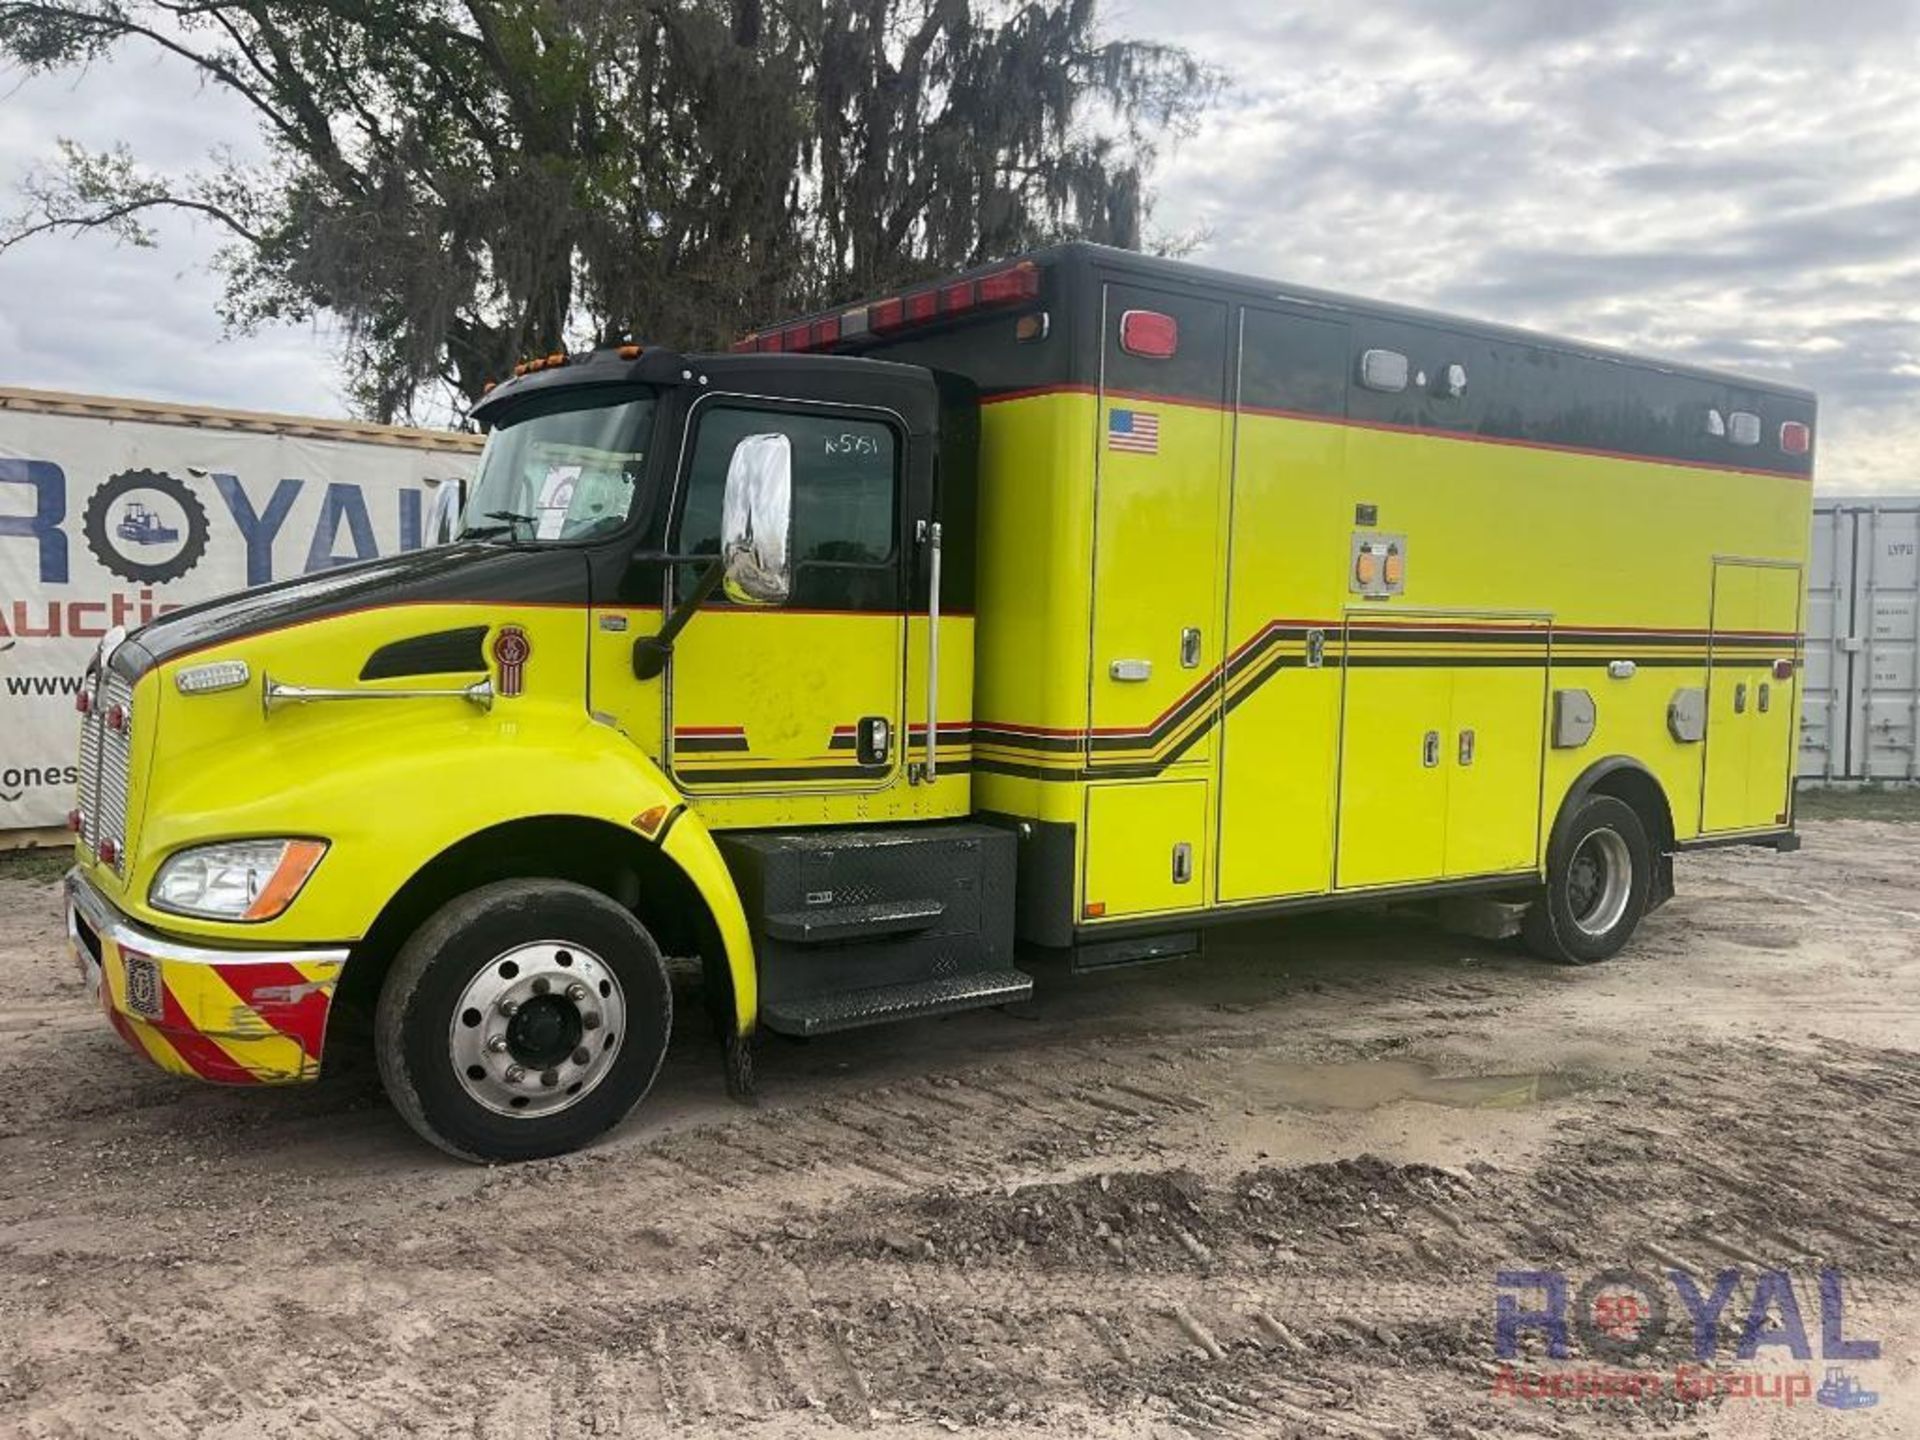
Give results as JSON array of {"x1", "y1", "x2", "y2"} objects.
[{"x1": 175, "y1": 659, "x2": 252, "y2": 695}]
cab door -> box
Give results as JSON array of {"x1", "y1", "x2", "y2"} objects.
[{"x1": 663, "y1": 397, "x2": 907, "y2": 797}]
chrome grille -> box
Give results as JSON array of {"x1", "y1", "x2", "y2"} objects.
[
  {"x1": 76, "y1": 673, "x2": 104, "y2": 848},
  {"x1": 77, "y1": 671, "x2": 134, "y2": 865}
]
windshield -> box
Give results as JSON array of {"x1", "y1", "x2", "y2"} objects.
[{"x1": 460, "y1": 388, "x2": 658, "y2": 543}]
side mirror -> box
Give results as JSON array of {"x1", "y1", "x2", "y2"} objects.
[
  {"x1": 720, "y1": 433, "x2": 792, "y2": 605},
  {"x1": 423, "y1": 476, "x2": 468, "y2": 546}
]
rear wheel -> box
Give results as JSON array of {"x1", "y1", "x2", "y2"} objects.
[
  {"x1": 1523, "y1": 794, "x2": 1652, "y2": 965},
  {"x1": 375, "y1": 879, "x2": 672, "y2": 1162}
]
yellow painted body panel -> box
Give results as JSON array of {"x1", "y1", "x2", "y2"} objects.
[
  {"x1": 1083, "y1": 779, "x2": 1208, "y2": 918},
  {"x1": 970, "y1": 386, "x2": 1811, "y2": 932},
  {"x1": 1704, "y1": 562, "x2": 1803, "y2": 833},
  {"x1": 1336, "y1": 663, "x2": 1452, "y2": 888},
  {"x1": 1088, "y1": 400, "x2": 1227, "y2": 768}
]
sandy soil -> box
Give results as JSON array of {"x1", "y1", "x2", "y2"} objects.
[{"x1": 0, "y1": 811, "x2": 1916, "y2": 1438}]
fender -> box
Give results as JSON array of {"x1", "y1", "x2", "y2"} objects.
[
  {"x1": 123, "y1": 699, "x2": 759, "y2": 1030},
  {"x1": 1548, "y1": 756, "x2": 1677, "y2": 911}
]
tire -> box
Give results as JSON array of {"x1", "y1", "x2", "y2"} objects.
[
  {"x1": 1522, "y1": 794, "x2": 1653, "y2": 965},
  {"x1": 375, "y1": 879, "x2": 672, "y2": 1162}
]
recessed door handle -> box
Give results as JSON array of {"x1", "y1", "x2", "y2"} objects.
[
  {"x1": 1733, "y1": 682, "x2": 1748, "y2": 714},
  {"x1": 1422, "y1": 730, "x2": 1441, "y2": 767},
  {"x1": 1172, "y1": 841, "x2": 1193, "y2": 884},
  {"x1": 1458, "y1": 728, "x2": 1476, "y2": 766},
  {"x1": 1180, "y1": 627, "x2": 1202, "y2": 669}
]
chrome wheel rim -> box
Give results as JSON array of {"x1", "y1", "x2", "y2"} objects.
[
  {"x1": 449, "y1": 941, "x2": 627, "y2": 1118},
  {"x1": 1567, "y1": 829, "x2": 1632, "y2": 937}
]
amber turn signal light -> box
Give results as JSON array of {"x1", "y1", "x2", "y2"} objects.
[{"x1": 243, "y1": 840, "x2": 329, "y2": 922}]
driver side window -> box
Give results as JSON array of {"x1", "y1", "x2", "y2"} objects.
[{"x1": 677, "y1": 404, "x2": 899, "y2": 608}]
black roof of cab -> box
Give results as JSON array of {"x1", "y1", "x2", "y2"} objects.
[{"x1": 470, "y1": 346, "x2": 943, "y2": 435}]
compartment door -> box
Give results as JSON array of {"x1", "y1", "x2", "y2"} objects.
[
  {"x1": 1703, "y1": 561, "x2": 1801, "y2": 832},
  {"x1": 1082, "y1": 779, "x2": 1209, "y2": 920},
  {"x1": 1747, "y1": 564, "x2": 1803, "y2": 820},
  {"x1": 1443, "y1": 631, "x2": 1549, "y2": 877},
  {"x1": 1702, "y1": 564, "x2": 1756, "y2": 832},
  {"x1": 1335, "y1": 664, "x2": 1452, "y2": 889},
  {"x1": 1086, "y1": 283, "x2": 1230, "y2": 772}
]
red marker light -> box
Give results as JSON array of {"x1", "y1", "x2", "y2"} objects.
[
  {"x1": 105, "y1": 705, "x2": 127, "y2": 734},
  {"x1": 977, "y1": 261, "x2": 1040, "y2": 306},
  {"x1": 75, "y1": 689, "x2": 91, "y2": 715},
  {"x1": 869, "y1": 297, "x2": 905, "y2": 332},
  {"x1": 1120, "y1": 309, "x2": 1179, "y2": 359},
  {"x1": 809, "y1": 316, "x2": 841, "y2": 349},
  {"x1": 1780, "y1": 421, "x2": 1811, "y2": 455},
  {"x1": 67, "y1": 809, "x2": 83, "y2": 834},
  {"x1": 904, "y1": 291, "x2": 938, "y2": 325},
  {"x1": 98, "y1": 837, "x2": 119, "y2": 866}
]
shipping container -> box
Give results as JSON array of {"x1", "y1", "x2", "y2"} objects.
[{"x1": 1801, "y1": 496, "x2": 1920, "y2": 782}]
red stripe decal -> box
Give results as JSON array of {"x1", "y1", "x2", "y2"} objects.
[
  {"x1": 215, "y1": 961, "x2": 331, "y2": 1059},
  {"x1": 156, "y1": 979, "x2": 263, "y2": 1084}
]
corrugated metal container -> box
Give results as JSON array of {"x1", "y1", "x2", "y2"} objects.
[{"x1": 1801, "y1": 496, "x2": 1920, "y2": 782}]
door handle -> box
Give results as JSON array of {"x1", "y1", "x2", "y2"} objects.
[
  {"x1": 856, "y1": 715, "x2": 892, "y2": 766},
  {"x1": 1172, "y1": 841, "x2": 1194, "y2": 885},
  {"x1": 1110, "y1": 659, "x2": 1152, "y2": 682},
  {"x1": 1733, "y1": 682, "x2": 1748, "y2": 715},
  {"x1": 1180, "y1": 627, "x2": 1202, "y2": 669},
  {"x1": 1757, "y1": 682, "x2": 1771, "y2": 714},
  {"x1": 1422, "y1": 730, "x2": 1441, "y2": 767},
  {"x1": 1458, "y1": 728, "x2": 1476, "y2": 766}
]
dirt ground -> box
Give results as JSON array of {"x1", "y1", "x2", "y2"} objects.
[{"x1": 1, "y1": 799, "x2": 1917, "y2": 1438}]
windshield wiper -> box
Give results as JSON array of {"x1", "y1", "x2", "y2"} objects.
[{"x1": 460, "y1": 509, "x2": 540, "y2": 542}]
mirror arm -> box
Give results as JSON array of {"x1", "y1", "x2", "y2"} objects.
[{"x1": 632, "y1": 558, "x2": 724, "y2": 681}]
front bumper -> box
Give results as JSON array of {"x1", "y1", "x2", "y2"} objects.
[{"x1": 66, "y1": 868, "x2": 350, "y2": 1085}]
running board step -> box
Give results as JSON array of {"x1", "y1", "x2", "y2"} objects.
[
  {"x1": 765, "y1": 897, "x2": 946, "y2": 944},
  {"x1": 761, "y1": 967, "x2": 1033, "y2": 1037}
]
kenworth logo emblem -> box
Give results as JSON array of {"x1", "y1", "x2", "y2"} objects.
[{"x1": 492, "y1": 625, "x2": 531, "y2": 697}]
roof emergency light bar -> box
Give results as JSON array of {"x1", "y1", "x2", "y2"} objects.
[{"x1": 731, "y1": 260, "x2": 1041, "y2": 355}]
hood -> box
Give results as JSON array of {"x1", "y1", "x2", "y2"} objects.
[{"x1": 109, "y1": 543, "x2": 592, "y2": 680}]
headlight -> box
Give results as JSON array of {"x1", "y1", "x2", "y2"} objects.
[{"x1": 150, "y1": 839, "x2": 328, "y2": 921}]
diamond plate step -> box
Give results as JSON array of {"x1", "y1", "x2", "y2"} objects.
[
  {"x1": 764, "y1": 898, "x2": 946, "y2": 944},
  {"x1": 760, "y1": 967, "x2": 1034, "y2": 1037}
]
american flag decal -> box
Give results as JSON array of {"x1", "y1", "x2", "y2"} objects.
[{"x1": 1107, "y1": 408, "x2": 1160, "y2": 454}]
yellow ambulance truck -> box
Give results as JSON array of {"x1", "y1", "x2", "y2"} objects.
[{"x1": 64, "y1": 245, "x2": 1814, "y2": 1160}]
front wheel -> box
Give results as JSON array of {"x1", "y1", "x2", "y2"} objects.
[
  {"x1": 1522, "y1": 795, "x2": 1653, "y2": 965},
  {"x1": 375, "y1": 879, "x2": 672, "y2": 1162}
]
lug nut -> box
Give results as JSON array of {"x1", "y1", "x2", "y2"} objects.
[
  {"x1": 582, "y1": 1011, "x2": 601, "y2": 1031},
  {"x1": 565, "y1": 983, "x2": 588, "y2": 1003},
  {"x1": 541, "y1": 1068, "x2": 559, "y2": 1088},
  {"x1": 572, "y1": 1046, "x2": 592, "y2": 1066},
  {"x1": 504, "y1": 1064, "x2": 526, "y2": 1083},
  {"x1": 486, "y1": 1035, "x2": 508, "y2": 1054},
  {"x1": 531, "y1": 976, "x2": 550, "y2": 996},
  {"x1": 498, "y1": 997, "x2": 520, "y2": 1017}
]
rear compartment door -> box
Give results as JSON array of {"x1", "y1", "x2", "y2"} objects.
[
  {"x1": 1085, "y1": 282, "x2": 1230, "y2": 773},
  {"x1": 1703, "y1": 560, "x2": 1802, "y2": 831}
]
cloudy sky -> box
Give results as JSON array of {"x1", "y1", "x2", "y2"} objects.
[{"x1": 2, "y1": 0, "x2": 1917, "y2": 490}]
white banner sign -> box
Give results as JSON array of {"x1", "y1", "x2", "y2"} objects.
[{"x1": 0, "y1": 396, "x2": 477, "y2": 832}]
